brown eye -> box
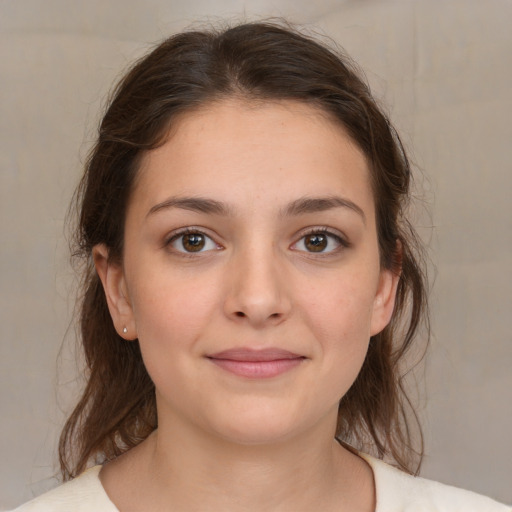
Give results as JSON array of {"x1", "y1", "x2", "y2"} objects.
[
  {"x1": 182, "y1": 233, "x2": 206, "y2": 252},
  {"x1": 304, "y1": 234, "x2": 328, "y2": 252},
  {"x1": 292, "y1": 230, "x2": 345, "y2": 254},
  {"x1": 169, "y1": 231, "x2": 218, "y2": 253}
]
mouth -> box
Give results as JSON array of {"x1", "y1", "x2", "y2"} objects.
[{"x1": 206, "y1": 348, "x2": 306, "y2": 379}]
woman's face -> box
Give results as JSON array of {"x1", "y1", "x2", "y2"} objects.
[{"x1": 95, "y1": 99, "x2": 398, "y2": 444}]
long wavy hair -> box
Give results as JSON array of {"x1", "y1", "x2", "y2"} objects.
[{"x1": 60, "y1": 20, "x2": 429, "y2": 480}]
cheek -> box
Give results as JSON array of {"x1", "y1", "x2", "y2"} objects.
[
  {"x1": 301, "y1": 273, "x2": 377, "y2": 342},
  {"x1": 297, "y1": 271, "x2": 378, "y2": 388},
  {"x1": 128, "y1": 276, "x2": 219, "y2": 404},
  {"x1": 129, "y1": 271, "x2": 220, "y2": 355}
]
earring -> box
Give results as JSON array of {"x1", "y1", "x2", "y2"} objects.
[{"x1": 123, "y1": 327, "x2": 128, "y2": 334}]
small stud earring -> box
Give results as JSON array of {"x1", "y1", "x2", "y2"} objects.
[{"x1": 123, "y1": 327, "x2": 128, "y2": 334}]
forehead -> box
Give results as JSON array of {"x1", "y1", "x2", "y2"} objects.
[{"x1": 132, "y1": 99, "x2": 373, "y2": 217}]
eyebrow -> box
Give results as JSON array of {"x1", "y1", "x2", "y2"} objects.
[
  {"x1": 147, "y1": 194, "x2": 366, "y2": 224},
  {"x1": 281, "y1": 196, "x2": 366, "y2": 224},
  {"x1": 147, "y1": 196, "x2": 232, "y2": 217}
]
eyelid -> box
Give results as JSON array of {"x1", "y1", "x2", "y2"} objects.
[
  {"x1": 299, "y1": 226, "x2": 349, "y2": 244},
  {"x1": 290, "y1": 226, "x2": 350, "y2": 254},
  {"x1": 164, "y1": 227, "x2": 223, "y2": 254},
  {"x1": 163, "y1": 225, "x2": 349, "y2": 255}
]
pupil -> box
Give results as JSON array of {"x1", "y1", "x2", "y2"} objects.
[
  {"x1": 183, "y1": 233, "x2": 205, "y2": 252},
  {"x1": 306, "y1": 234, "x2": 327, "y2": 252}
]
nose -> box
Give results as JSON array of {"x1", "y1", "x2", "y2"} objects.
[{"x1": 223, "y1": 245, "x2": 292, "y2": 327}]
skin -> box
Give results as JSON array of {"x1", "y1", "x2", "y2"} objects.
[{"x1": 94, "y1": 99, "x2": 400, "y2": 512}]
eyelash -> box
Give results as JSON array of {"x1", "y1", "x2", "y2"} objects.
[
  {"x1": 165, "y1": 227, "x2": 221, "y2": 256},
  {"x1": 292, "y1": 227, "x2": 350, "y2": 254},
  {"x1": 164, "y1": 226, "x2": 350, "y2": 256}
]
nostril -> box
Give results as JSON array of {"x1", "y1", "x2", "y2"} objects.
[{"x1": 235, "y1": 311, "x2": 246, "y2": 318}]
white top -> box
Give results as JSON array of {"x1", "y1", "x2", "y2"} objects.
[{"x1": 12, "y1": 454, "x2": 511, "y2": 511}]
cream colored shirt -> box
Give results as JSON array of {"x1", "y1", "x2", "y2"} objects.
[{"x1": 12, "y1": 454, "x2": 511, "y2": 511}]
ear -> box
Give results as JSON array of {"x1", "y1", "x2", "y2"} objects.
[
  {"x1": 93, "y1": 244, "x2": 137, "y2": 340},
  {"x1": 370, "y1": 262, "x2": 401, "y2": 337}
]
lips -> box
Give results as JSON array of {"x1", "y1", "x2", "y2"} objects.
[{"x1": 207, "y1": 348, "x2": 305, "y2": 378}]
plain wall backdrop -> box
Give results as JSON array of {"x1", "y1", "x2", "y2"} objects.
[{"x1": 1, "y1": 0, "x2": 511, "y2": 508}]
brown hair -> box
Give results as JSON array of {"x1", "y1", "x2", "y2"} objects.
[{"x1": 60, "y1": 20, "x2": 429, "y2": 479}]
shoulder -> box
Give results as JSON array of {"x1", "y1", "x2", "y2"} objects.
[
  {"x1": 10, "y1": 466, "x2": 118, "y2": 512},
  {"x1": 361, "y1": 454, "x2": 511, "y2": 512}
]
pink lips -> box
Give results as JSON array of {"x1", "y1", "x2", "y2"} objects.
[{"x1": 207, "y1": 348, "x2": 305, "y2": 378}]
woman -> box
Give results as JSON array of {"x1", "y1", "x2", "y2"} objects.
[{"x1": 14, "y1": 21, "x2": 510, "y2": 512}]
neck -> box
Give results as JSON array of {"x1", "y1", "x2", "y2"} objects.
[
  {"x1": 154, "y1": 425, "x2": 338, "y2": 510},
  {"x1": 103, "y1": 411, "x2": 375, "y2": 512}
]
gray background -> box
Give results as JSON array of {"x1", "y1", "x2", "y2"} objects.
[{"x1": 1, "y1": 0, "x2": 511, "y2": 508}]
